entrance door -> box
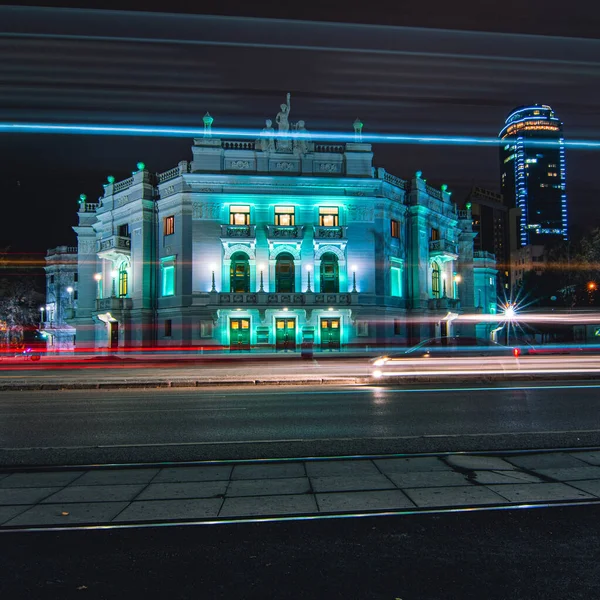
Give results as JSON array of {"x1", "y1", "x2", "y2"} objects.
[
  {"x1": 320, "y1": 318, "x2": 341, "y2": 351},
  {"x1": 275, "y1": 318, "x2": 296, "y2": 351},
  {"x1": 109, "y1": 321, "x2": 119, "y2": 349},
  {"x1": 230, "y1": 318, "x2": 250, "y2": 351}
]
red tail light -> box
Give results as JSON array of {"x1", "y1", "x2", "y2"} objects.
[{"x1": 513, "y1": 348, "x2": 521, "y2": 357}]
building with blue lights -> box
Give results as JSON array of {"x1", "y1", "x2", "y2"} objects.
[
  {"x1": 499, "y1": 104, "x2": 568, "y2": 247},
  {"x1": 60, "y1": 101, "x2": 497, "y2": 352}
]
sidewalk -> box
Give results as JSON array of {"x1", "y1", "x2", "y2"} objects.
[{"x1": 2, "y1": 450, "x2": 600, "y2": 529}]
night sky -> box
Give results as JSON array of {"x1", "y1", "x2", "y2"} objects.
[{"x1": 2, "y1": 0, "x2": 600, "y2": 258}]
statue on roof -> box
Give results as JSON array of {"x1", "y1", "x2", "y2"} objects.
[
  {"x1": 276, "y1": 93, "x2": 291, "y2": 135},
  {"x1": 293, "y1": 120, "x2": 310, "y2": 155},
  {"x1": 260, "y1": 119, "x2": 275, "y2": 152}
]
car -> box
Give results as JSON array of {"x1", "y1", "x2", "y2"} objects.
[{"x1": 371, "y1": 336, "x2": 522, "y2": 378}]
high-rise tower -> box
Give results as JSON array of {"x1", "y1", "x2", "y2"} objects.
[{"x1": 499, "y1": 104, "x2": 568, "y2": 247}]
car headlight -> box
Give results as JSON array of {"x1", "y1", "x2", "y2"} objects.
[
  {"x1": 373, "y1": 370, "x2": 383, "y2": 379},
  {"x1": 373, "y1": 357, "x2": 388, "y2": 367}
]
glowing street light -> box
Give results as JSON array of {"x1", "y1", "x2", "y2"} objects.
[
  {"x1": 94, "y1": 273, "x2": 102, "y2": 299},
  {"x1": 306, "y1": 264, "x2": 312, "y2": 292},
  {"x1": 441, "y1": 272, "x2": 447, "y2": 297},
  {"x1": 66, "y1": 286, "x2": 74, "y2": 307},
  {"x1": 259, "y1": 263, "x2": 265, "y2": 292},
  {"x1": 503, "y1": 302, "x2": 517, "y2": 345},
  {"x1": 351, "y1": 264, "x2": 357, "y2": 293},
  {"x1": 209, "y1": 264, "x2": 216, "y2": 292},
  {"x1": 588, "y1": 281, "x2": 597, "y2": 291}
]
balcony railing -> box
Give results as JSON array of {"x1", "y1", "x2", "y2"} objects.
[
  {"x1": 474, "y1": 250, "x2": 496, "y2": 260},
  {"x1": 429, "y1": 239, "x2": 458, "y2": 257},
  {"x1": 428, "y1": 297, "x2": 460, "y2": 310},
  {"x1": 220, "y1": 224, "x2": 256, "y2": 239},
  {"x1": 266, "y1": 225, "x2": 305, "y2": 239},
  {"x1": 97, "y1": 235, "x2": 131, "y2": 256},
  {"x1": 216, "y1": 292, "x2": 352, "y2": 306},
  {"x1": 314, "y1": 226, "x2": 347, "y2": 240},
  {"x1": 95, "y1": 297, "x2": 133, "y2": 311}
]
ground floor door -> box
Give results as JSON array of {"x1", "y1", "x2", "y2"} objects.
[
  {"x1": 275, "y1": 318, "x2": 296, "y2": 352},
  {"x1": 230, "y1": 318, "x2": 251, "y2": 351},
  {"x1": 320, "y1": 318, "x2": 341, "y2": 351},
  {"x1": 109, "y1": 321, "x2": 119, "y2": 349}
]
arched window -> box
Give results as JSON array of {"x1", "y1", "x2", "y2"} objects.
[
  {"x1": 118, "y1": 262, "x2": 128, "y2": 297},
  {"x1": 431, "y1": 262, "x2": 440, "y2": 298},
  {"x1": 320, "y1": 253, "x2": 339, "y2": 293},
  {"x1": 230, "y1": 252, "x2": 250, "y2": 293},
  {"x1": 276, "y1": 252, "x2": 295, "y2": 293}
]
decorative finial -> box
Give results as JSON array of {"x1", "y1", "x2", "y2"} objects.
[
  {"x1": 353, "y1": 118, "x2": 363, "y2": 142},
  {"x1": 107, "y1": 175, "x2": 115, "y2": 184},
  {"x1": 416, "y1": 170, "x2": 422, "y2": 179},
  {"x1": 136, "y1": 162, "x2": 145, "y2": 171},
  {"x1": 78, "y1": 193, "x2": 87, "y2": 204},
  {"x1": 441, "y1": 184, "x2": 448, "y2": 192},
  {"x1": 466, "y1": 202, "x2": 472, "y2": 210},
  {"x1": 203, "y1": 112, "x2": 214, "y2": 137}
]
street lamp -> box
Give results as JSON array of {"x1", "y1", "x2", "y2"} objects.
[
  {"x1": 259, "y1": 263, "x2": 265, "y2": 292},
  {"x1": 66, "y1": 286, "x2": 74, "y2": 307},
  {"x1": 94, "y1": 273, "x2": 102, "y2": 299},
  {"x1": 306, "y1": 264, "x2": 312, "y2": 292},
  {"x1": 351, "y1": 264, "x2": 357, "y2": 293},
  {"x1": 39, "y1": 306, "x2": 45, "y2": 327},
  {"x1": 504, "y1": 302, "x2": 516, "y2": 345},
  {"x1": 210, "y1": 264, "x2": 216, "y2": 292},
  {"x1": 453, "y1": 274, "x2": 461, "y2": 299},
  {"x1": 441, "y1": 272, "x2": 447, "y2": 297}
]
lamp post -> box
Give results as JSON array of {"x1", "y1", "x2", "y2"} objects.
[
  {"x1": 259, "y1": 263, "x2": 265, "y2": 292},
  {"x1": 453, "y1": 274, "x2": 461, "y2": 299},
  {"x1": 66, "y1": 286, "x2": 74, "y2": 307},
  {"x1": 39, "y1": 306, "x2": 45, "y2": 328},
  {"x1": 441, "y1": 273, "x2": 447, "y2": 298},
  {"x1": 306, "y1": 264, "x2": 312, "y2": 292},
  {"x1": 351, "y1": 264, "x2": 357, "y2": 293},
  {"x1": 94, "y1": 273, "x2": 102, "y2": 299},
  {"x1": 110, "y1": 270, "x2": 117, "y2": 297},
  {"x1": 504, "y1": 303, "x2": 516, "y2": 345}
]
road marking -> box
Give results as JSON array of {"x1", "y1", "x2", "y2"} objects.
[
  {"x1": 0, "y1": 407, "x2": 247, "y2": 416},
  {"x1": 4, "y1": 428, "x2": 600, "y2": 451}
]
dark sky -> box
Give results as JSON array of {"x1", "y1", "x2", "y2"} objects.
[{"x1": 2, "y1": 0, "x2": 600, "y2": 256}]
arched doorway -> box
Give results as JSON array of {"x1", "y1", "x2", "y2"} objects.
[
  {"x1": 276, "y1": 252, "x2": 295, "y2": 293},
  {"x1": 230, "y1": 252, "x2": 250, "y2": 293},
  {"x1": 320, "y1": 253, "x2": 339, "y2": 293}
]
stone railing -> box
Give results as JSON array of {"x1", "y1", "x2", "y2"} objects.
[
  {"x1": 428, "y1": 297, "x2": 460, "y2": 310},
  {"x1": 383, "y1": 171, "x2": 407, "y2": 190},
  {"x1": 266, "y1": 225, "x2": 305, "y2": 239},
  {"x1": 219, "y1": 224, "x2": 256, "y2": 239},
  {"x1": 79, "y1": 202, "x2": 99, "y2": 213},
  {"x1": 97, "y1": 235, "x2": 131, "y2": 253},
  {"x1": 314, "y1": 144, "x2": 344, "y2": 153},
  {"x1": 429, "y1": 239, "x2": 458, "y2": 255},
  {"x1": 158, "y1": 166, "x2": 180, "y2": 183},
  {"x1": 47, "y1": 246, "x2": 78, "y2": 256},
  {"x1": 95, "y1": 297, "x2": 133, "y2": 311},
  {"x1": 216, "y1": 292, "x2": 352, "y2": 306},
  {"x1": 314, "y1": 226, "x2": 347, "y2": 239},
  {"x1": 474, "y1": 250, "x2": 496, "y2": 260},
  {"x1": 457, "y1": 209, "x2": 471, "y2": 219},
  {"x1": 425, "y1": 184, "x2": 443, "y2": 200},
  {"x1": 223, "y1": 140, "x2": 256, "y2": 150},
  {"x1": 113, "y1": 177, "x2": 134, "y2": 193}
]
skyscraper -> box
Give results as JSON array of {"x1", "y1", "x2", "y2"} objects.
[{"x1": 499, "y1": 104, "x2": 568, "y2": 247}]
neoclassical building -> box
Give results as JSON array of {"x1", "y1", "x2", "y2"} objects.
[{"x1": 62, "y1": 101, "x2": 497, "y2": 352}]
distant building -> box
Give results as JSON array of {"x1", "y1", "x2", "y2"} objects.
[
  {"x1": 510, "y1": 244, "x2": 546, "y2": 290},
  {"x1": 54, "y1": 97, "x2": 498, "y2": 352},
  {"x1": 43, "y1": 246, "x2": 77, "y2": 351},
  {"x1": 499, "y1": 104, "x2": 568, "y2": 246}
]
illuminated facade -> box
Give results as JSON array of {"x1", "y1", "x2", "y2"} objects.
[
  {"x1": 65, "y1": 102, "x2": 497, "y2": 352},
  {"x1": 499, "y1": 104, "x2": 568, "y2": 246}
]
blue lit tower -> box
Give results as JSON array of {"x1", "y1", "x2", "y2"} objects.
[{"x1": 499, "y1": 105, "x2": 568, "y2": 246}]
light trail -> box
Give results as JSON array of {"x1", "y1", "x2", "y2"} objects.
[{"x1": 1, "y1": 122, "x2": 599, "y2": 149}]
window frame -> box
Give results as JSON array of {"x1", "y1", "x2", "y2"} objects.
[
  {"x1": 275, "y1": 206, "x2": 295, "y2": 226},
  {"x1": 391, "y1": 219, "x2": 400, "y2": 239},
  {"x1": 319, "y1": 207, "x2": 339, "y2": 227},
  {"x1": 230, "y1": 205, "x2": 251, "y2": 225},
  {"x1": 163, "y1": 215, "x2": 175, "y2": 236}
]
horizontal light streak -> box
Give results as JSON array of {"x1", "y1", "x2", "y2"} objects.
[{"x1": 1, "y1": 122, "x2": 600, "y2": 149}]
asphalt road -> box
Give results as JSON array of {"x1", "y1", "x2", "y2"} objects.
[
  {"x1": 1, "y1": 506, "x2": 599, "y2": 600},
  {"x1": 2, "y1": 381, "x2": 600, "y2": 466}
]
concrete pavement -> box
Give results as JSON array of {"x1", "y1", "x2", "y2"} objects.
[{"x1": 2, "y1": 449, "x2": 600, "y2": 529}]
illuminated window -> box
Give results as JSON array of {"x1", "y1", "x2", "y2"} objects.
[
  {"x1": 319, "y1": 207, "x2": 339, "y2": 227},
  {"x1": 164, "y1": 320, "x2": 172, "y2": 337},
  {"x1": 161, "y1": 258, "x2": 175, "y2": 297},
  {"x1": 163, "y1": 216, "x2": 175, "y2": 236},
  {"x1": 391, "y1": 261, "x2": 403, "y2": 297},
  {"x1": 391, "y1": 219, "x2": 400, "y2": 238},
  {"x1": 275, "y1": 206, "x2": 295, "y2": 226},
  {"x1": 118, "y1": 262, "x2": 128, "y2": 297},
  {"x1": 430, "y1": 228, "x2": 440, "y2": 241},
  {"x1": 230, "y1": 205, "x2": 250, "y2": 225},
  {"x1": 431, "y1": 262, "x2": 440, "y2": 298}
]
